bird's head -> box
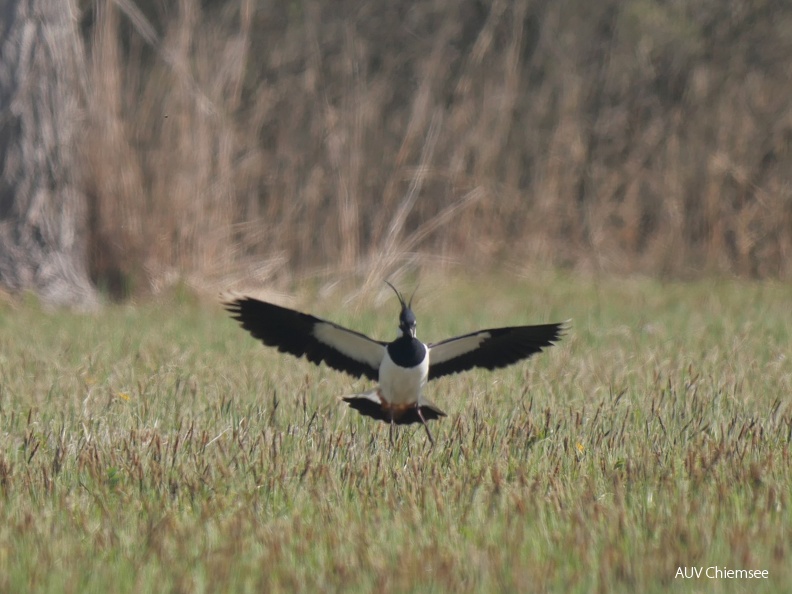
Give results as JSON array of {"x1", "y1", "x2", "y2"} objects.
[{"x1": 385, "y1": 281, "x2": 417, "y2": 338}]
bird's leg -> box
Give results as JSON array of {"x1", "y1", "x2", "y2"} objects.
[
  {"x1": 416, "y1": 406, "x2": 435, "y2": 446},
  {"x1": 389, "y1": 410, "x2": 395, "y2": 446}
]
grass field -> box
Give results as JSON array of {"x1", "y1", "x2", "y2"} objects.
[{"x1": 0, "y1": 273, "x2": 790, "y2": 593}]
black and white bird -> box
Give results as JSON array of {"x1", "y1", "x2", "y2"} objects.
[{"x1": 224, "y1": 283, "x2": 565, "y2": 445}]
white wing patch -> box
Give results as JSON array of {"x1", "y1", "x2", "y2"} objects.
[
  {"x1": 428, "y1": 332, "x2": 491, "y2": 366},
  {"x1": 313, "y1": 322, "x2": 386, "y2": 369}
]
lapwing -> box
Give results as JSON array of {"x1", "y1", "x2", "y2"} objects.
[{"x1": 224, "y1": 283, "x2": 565, "y2": 445}]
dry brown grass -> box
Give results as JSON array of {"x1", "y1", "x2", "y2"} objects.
[
  {"x1": 0, "y1": 273, "x2": 790, "y2": 592},
  {"x1": 79, "y1": 0, "x2": 792, "y2": 297}
]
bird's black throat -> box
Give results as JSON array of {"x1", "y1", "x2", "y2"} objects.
[{"x1": 386, "y1": 335, "x2": 427, "y2": 368}]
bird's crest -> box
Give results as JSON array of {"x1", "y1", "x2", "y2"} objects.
[
  {"x1": 384, "y1": 280, "x2": 418, "y2": 311},
  {"x1": 385, "y1": 280, "x2": 419, "y2": 333}
]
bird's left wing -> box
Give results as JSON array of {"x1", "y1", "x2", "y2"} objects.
[
  {"x1": 225, "y1": 296, "x2": 386, "y2": 381},
  {"x1": 428, "y1": 322, "x2": 566, "y2": 381}
]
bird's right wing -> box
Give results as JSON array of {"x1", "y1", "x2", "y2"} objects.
[
  {"x1": 428, "y1": 322, "x2": 566, "y2": 380},
  {"x1": 224, "y1": 296, "x2": 386, "y2": 381}
]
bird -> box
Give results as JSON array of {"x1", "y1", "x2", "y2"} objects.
[{"x1": 224, "y1": 282, "x2": 565, "y2": 445}]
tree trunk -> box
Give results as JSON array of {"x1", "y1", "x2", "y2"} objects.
[{"x1": 0, "y1": 0, "x2": 98, "y2": 308}]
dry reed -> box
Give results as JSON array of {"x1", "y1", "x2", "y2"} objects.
[{"x1": 80, "y1": 0, "x2": 792, "y2": 296}]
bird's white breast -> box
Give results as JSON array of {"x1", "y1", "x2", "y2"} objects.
[{"x1": 378, "y1": 348, "x2": 429, "y2": 406}]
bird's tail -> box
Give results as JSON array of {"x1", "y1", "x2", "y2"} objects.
[{"x1": 340, "y1": 391, "x2": 446, "y2": 425}]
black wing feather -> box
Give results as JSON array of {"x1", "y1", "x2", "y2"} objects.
[
  {"x1": 428, "y1": 322, "x2": 565, "y2": 380},
  {"x1": 224, "y1": 297, "x2": 385, "y2": 381}
]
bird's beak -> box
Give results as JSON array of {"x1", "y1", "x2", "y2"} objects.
[{"x1": 399, "y1": 323, "x2": 416, "y2": 338}]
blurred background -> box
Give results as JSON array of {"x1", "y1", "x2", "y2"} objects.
[{"x1": 2, "y1": 0, "x2": 791, "y2": 305}]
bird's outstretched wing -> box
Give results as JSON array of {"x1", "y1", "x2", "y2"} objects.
[
  {"x1": 224, "y1": 296, "x2": 386, "y2": 381},
  {"x1": 427, "y1": 322, "x2": 566, "y2": 381}
]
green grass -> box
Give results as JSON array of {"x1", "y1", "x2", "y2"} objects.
[{"x1": 0, "y1": 274, "x2": 790, "y2": 593}]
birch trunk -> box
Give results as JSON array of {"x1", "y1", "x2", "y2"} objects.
[{"x1": 0, "y1": 0, "x2": 98, "y2": 308}]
